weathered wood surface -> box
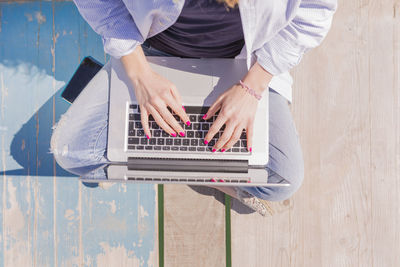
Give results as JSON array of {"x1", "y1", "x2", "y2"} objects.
[
  {"x1": 164, "y1": 185, "x2": 226, "y2": 267},
  {"x1": 1, "y1": 0, "x2": 399, "y2": 267},
  {"x1": 0, "y1": 2, "x2": 158, "y2": 266},
  {"x1": 231, "y1": 0, "x2": 400, "y2": 266}
]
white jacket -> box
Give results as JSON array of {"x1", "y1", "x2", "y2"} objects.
[{"x1": 73, "y1": 0, "x2": 337, "y2": 102}]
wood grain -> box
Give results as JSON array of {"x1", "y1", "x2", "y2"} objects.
[
  {"x1": 163, "y1": 185, "x2": 226, "y2": 267},
  {"x1": 232, "y1": 0, "x2": 400, "y2": 266}
]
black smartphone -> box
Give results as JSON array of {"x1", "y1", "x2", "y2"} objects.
[{"x1": 61, "y1": 56, "x2": 103, "y2": 104}]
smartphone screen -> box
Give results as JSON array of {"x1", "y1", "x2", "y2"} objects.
[{"x1": 61, "y1": 56, "x2": 103, "y2": 104}]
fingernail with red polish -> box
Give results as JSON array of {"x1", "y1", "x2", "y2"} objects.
[
  {"x1": 221, "y1": 149, "x2": 225, "y2": 152},
  {"x1": 204, "y1": 140, "x2": 208, "y2": 145},
  {"x1": 182, "y1": 105, "x2": 186, "y2": 111},
  {"x1": 171, "y1": 132, "x2": 177, "y2": 137},
  {"x1": 146, "y1": 134, "x2": 150, "y2": 139},
  {"x1": 179, "y1": 131, "x2": 185, "y2": 137},
  {"x1": 212, "y1": 148, "x2": 216, "y2": 152},
  {"x1": 211, "y1": 178, "x2": 216, "y2": 182},
  {"x1": 186, "y1": 121, "x2": 191, "y2": 126},
  {"x1": 202, "y1": 114, "x2": 207, "y2": 119},
  {"x1": 249, "y1": 147, "x2": 252, "y2": 152}
]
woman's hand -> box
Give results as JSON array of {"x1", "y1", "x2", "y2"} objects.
[
  {"x1": 121, "y1": 45, "x2": 190, "y2": 138},
  {"x1": 203, "y1": 62, "x2": 273, "y2": 152}
]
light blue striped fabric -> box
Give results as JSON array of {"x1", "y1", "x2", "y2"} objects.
[{"x1": 73, "y1": 0, "x2": 337, "y2": 102}]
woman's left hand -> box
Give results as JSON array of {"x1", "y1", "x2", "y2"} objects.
[{"x1": 203, "y1": 62, "x2": 273, "y2": 152}]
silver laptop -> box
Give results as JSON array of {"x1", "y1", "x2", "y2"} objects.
[{"x1": 83, "y1": 56, "x2": 289, "y2": 187}]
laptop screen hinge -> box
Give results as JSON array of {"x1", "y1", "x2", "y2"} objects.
[{"x1": 127, "y1": 157, "x2": 248, "y2": 173}]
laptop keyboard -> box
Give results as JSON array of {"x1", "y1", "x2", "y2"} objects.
[{"x1": 127, "y1": 104, "x2": 250, "y2": 153}]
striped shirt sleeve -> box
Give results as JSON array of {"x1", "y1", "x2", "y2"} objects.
[
  {"x1": 255, "y1": 0, "x2": 338, "y2": 75},
  {"x1": 73, "y1": 0, "x2": 144, "y2": 58}
]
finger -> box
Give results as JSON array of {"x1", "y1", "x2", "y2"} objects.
[
  {"x1": 246, "y1": 122, "x2": 253, "y2": 152},
  {"x1": 204, "y1": 114, "x2": 226, "y2": 145},
  {"x1": 221, "y1": 125, "x2": 243, "y2": 151},
  {"x1": 164, "y1": 94, "x2": 191, "y2": 127},
  {"x1": 147, "y1": 105, "x2": 177, "y2": 137},
  {"x1": 157, "y1": 104, "x2": 186, "y2": 136},
  {"x1": 140, "y1": 105, "x2": 151, "y2": 139},
  {"x1": 203, "y1": 94, "x2": 224, "y2": 121},
  {"x1": 212, "y1": 122, "x2": 235, "y2": 152},
  {"x1": 169, "y1": 84, "x2": 183, "y2": 104}
]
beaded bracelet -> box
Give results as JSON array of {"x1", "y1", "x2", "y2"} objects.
[{"x1": 239, "y1": 80, "x2": 262, "y2": 100}]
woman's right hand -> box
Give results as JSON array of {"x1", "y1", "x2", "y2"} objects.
[{"x1": 121, "y1": 45, "x2": 190, "y2": 139}]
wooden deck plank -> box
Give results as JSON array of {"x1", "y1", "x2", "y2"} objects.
[
  {"x1": 163, "y1": 185, "x2": 226, "y2": 267},
  {"x1": 1, "y1": 2, "x2": 158, "y2": 266},
  {"x1": 81, "y1": 183, "x2": 158, "y2": 267},
  {"x1": 231, "y1": 0, "x2": 398, "y2": 266},
  {"x1": 369, "y1": 0, "x2": 400, "y2": 265}
]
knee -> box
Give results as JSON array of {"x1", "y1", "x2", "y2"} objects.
[
  {"x1": 253, "y1": 156, "x2": 305, "y2": 201},
  {"x1": 50, "y1": 116, "x2": 71, "y2": 170}
]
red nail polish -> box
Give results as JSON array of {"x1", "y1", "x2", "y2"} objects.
[
  {"x1": 219, "y1": 179, "x2": 225, "y2": 182},
  {"x1": 179, "y1": 131, "x2": 185, "y2": 137},
  {"x1": 171, "y1": 132, "x2": 177, "y2": 137},
  {"x1": 202, "y1": 114, "x2": 207, "y2": 119},
  {"x1": 186, "y1": 121, "x2": 191, "y2": 126},
  {"x1": 182, "y1": 105, "x2": 186, "y2": 111},
  {"x1": 211, "y1": 178, "x2": 216, "y2": 182},
  {"x1": 221, "y1": 149, "x2": 225, "y2": 152},
  {"x1": 249, "y1": 147, "x2": 252, "y2": 152},
  {"x1": 204, "y1": 140, "x2": 208, "y2": 145},
  {"x1": 212, "y1": 148, "x2": 216, "y2": 152},
  {"x1": 146, "y1": 134, "x2": 150, "y2": 139}
]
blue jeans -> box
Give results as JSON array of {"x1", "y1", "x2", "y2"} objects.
[{"x1": 50, "y1": 41, "x2": 304, "y2": 201}]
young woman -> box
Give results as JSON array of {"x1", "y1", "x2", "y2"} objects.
[{"x1": 51, "y1": 0, "x2": 337, "y2": 214}]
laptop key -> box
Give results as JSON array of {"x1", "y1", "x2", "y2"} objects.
[
  {"x1": 137, "y1": 130, "x2": 144, "y2": 136},
  {"x1": 197, "y1": 147, "x2": 205, "y2": 151},
  {"x1": 129, "y1": 121, "x2": 134, "y2": 130},
  {"x1": 162, "y1": 146, "x2": 170, "y2": 151},
  {"x1": 149, "y1": 138, "x2": 156, "y2": 145},
  {"x1": 187, "y1": 131, "x2": 194, "y2": 138},
  {"x1": 162, "y1": 131, "x2": 169, "y2": 137},
  {"x1": 193, "y1": 123, "x2": 200, "y2": 130},
  {"x1": 145, "y1": 146, "x2": 153, "y2": 150},
  {"x1": 128, "y1": 145, "x2": 135, "y2": 150},
  {"x1": 233, "y1": 141, "x2": 240, "y2": 147},
  {"x1": 157, "y1": 138, "x2": 165, "y2": 145},
  {"x1": 180, "y1": 147, "x2": 188, "y2": 151},
  {"x1": 185, "y1": 123, "x2": 193, "y2": 130},
  {"x1": 154, "y1": 130, "x2": 161, "y2": 137},
  {"x1": 232, "y1": 148, "x2": 240, "y2": 152},
  {"x1": 241, "y1": 148, "x2": 248, "y2": 152},
  {"x1": 128, "y1": 137, "x2": 139, "y2": 144},
  {"x1": 154, "y1": 146, "x2": 162, "y2": 150},
  {"x1": 151, "y1": 122, "x2": 159, "y2": 129},
  {"x1": 128, "y1": 129, "x2": 135, "y2": 136},
  {"x1": 201, "y1": 123, "x2": 209, "y2": 130},
  {"x1": 135, "y1": 121, "x2": 142, "y2": 128},
  {"x1": 171, "y1": 147, "x2": 179, "y2": 151},
  {"x1": 140, "y1": 138, "x2": 148, "y2": 145},
  {"x1": 182, "y1": 139, "x2": 190, "y2": 146},
  {"x1": 190, "y1": 139, "x2": 198, "y2": 146},
  {"x1": 137, "y1": 145, "x2": 144, "y2": 150},
  {"x1": 173, "y1": 139, "x2": 182, "y2": 146},
  {"x1": 166, "y1": 139, "x2": 173, "y2": 145},
  {"x1": 189, "y1": 147, "x2": 196, "y2": 151},
  {"x1": 189, "y1": 115, "x2": 197, "y2": 122},
  {"x1": 195, "y1": 131, "x2": 202, "y2": 138}
]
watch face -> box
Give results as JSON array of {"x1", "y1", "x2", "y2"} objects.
[{"x1": 62, "y1": 57, "x2": 103, "y2": 103}]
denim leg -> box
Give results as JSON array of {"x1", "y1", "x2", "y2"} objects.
[
  {"x1": 50, "y1": 63, "x2": 112, "y2": 176},
  {"x1": 49, "y1": 45, "x2": 173, "y2": 177},
  {"x1": 238, "y1": 88, "x2": 305, "y2": 201}
]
